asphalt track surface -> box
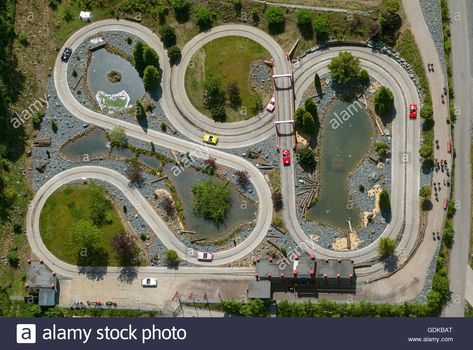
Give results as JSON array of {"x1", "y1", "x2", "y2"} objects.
[{"x1": 27, "y1": 20, "x2": 425, "y2": 286}]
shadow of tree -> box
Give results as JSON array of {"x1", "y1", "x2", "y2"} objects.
[
  {"x1": 118, "y1": 266, "x2": 138, "y2": 284},
  {"x1": 77, "y1": 246, "x2": 109, "y2": 280},
  {"x1": 382, "y1": 254, "x2": 398, "y2": 273}
]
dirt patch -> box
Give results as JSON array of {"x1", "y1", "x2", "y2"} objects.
[
  {"x1": 331, "y1": 232, "x2": 362, "y2": 251},
  {"x1": 363, "y1": 184, "x2": 382, "y2": 227}
]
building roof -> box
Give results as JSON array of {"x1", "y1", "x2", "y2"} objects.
[
  {"x1": 38, "y1": 289, "x2": 56, "y2": 306},
  {"x1": 316, "y1": 259, "x2": 354, "y2": 279},
  {"x1": 26, "y1": 261, "x2": 56, "y2": 289},
  {"x1": 248, "y1": 280, "x2": 271, "y2": 300}
]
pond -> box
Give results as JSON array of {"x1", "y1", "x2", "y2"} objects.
[
  {"x1": 162, "y1": 164, "x2": 257, "y2": 241},
  {"x1": 61, "y1": 128, "x2": 134, "y2": 161},
  {"x1": 309, "y1": 100, "x2": 374, "y2": 230},
  {"x1": 88, "y1": 48, "x2": 145, "y2": 109}
]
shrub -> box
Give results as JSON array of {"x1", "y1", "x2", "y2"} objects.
[
  {"x1": 265, "y1": 7, "x2": 285, "y2": 34},
  {"x1": 108, "y1": 127, "x2": 127, "y2": 147},
  {"x1": 170, "y1": 0, "x2": 190, "y2": 22},
  {"x1": 165, "y1": 249, "x2": 180, "y2": 267},
  {"x1": 379, "y1": 189, "x2": 391, "y2": 211},
  {"x1": 302, "y1": 111, "x2": 317, "y2": 134},
  {"x1": 51, "y1": 120, "x2": 58, "y2": 133},
  {"x1": 32, "y1": 112, "x2": 43, "y2": 129},
  {"x1": 296, "y1": 147, "x2": 316, "y2": 171},
  {"x1": 235, "y1": 170, "x2": 249, "y2": 185},
  {"x1": 419, "y1": 185, "x2": 432, "y2": 199},
  {"x1": 125, "y1": 163, "x2": 143, "y2": 185},
  {"x1": 18, "y1": 33, "x2": 28, "y2": 46},
  {"x1": 143, "y1": 46, "x2": 160, "y2": 69},
  {"x1": 6, "y1": 251, "x2": 19, "y2": 267},
  {"x1": 375, "y1": 141, "x2": 390, "y2": 159},
  {"x1": 194, "y1": 7, "x2": 213, "y2": 31},
  {"x1": 272, "y1": 191, "x2": 283, "y2": 211},
  {"x1": 133, "y1": 41, "x2": 145, "y2": 74},
  {"x1": 378, "y1": 237, "x2": 396, "y2": 258},
  {"x1": 296, "y1": 9, "x2": 312, "y2": 37},
  {"x1": 159, "y1": 25, "x2": 176, "y2": 48},
  {"x1": 135, "y1": 100, "x2": 147, "y2": 120},
  {"x1": 143, "y1": 66, "x2": 161, "y2": 91},
  {"x1": 167, "y1": 46, "x2": 182, "y2": 65},
  {"x1": 160, "y1": 122, "x2": 167, "y2": 132},
  {"x1": 192, "y1": 179, "x2": 231, "y2": 223},
  {"x1": 374, "y1": 86, "x2": 395, "y2": 116}
]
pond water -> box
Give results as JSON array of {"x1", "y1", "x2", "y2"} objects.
[
  {"x1": 88, "y1": 48, "x2": 145, "y2": 105},
  {"x1": 61, "y1": 129, "x2": 256, "y2": 241},
  {"x1": 309, "y1": 100, "x2": 374, "y2": 230},
  {"x1": 61, "y1": 128, "x2": 133, "y2": 161},
  {"x1": 162, "y1": 164, "x2": 257, "y2": 241}
]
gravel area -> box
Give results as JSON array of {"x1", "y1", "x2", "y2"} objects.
[
  {"x1": 34, "y1": 70, "x2": 268, "y2": 266},
  {"x1": 414, "y1": 244, "x2": 440, "y2": 302},
  {"x1": 293, "y1": 72, "x2": 392, "y2": 250},
  {"x1": 66, "y1": 31, "x2": 186, "y2": 140},
  {"x1": 419, "y1": 0, "x2": 447, "y2": 76}
]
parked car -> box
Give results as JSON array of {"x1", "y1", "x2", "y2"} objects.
[
  {"x1": 282, "y1": 149, "x2": 291, "y2": 166},
  {"x1": 409, "y1": 104, "x2": 417, "y2": 119},
  {"x1": 197, "y1": 252, "x2": 213, "y2": 262},
  {"x1": 141, "y1": 277, "x2": 157, "y2": 287},
  {"x1": 61, "y1": 48, "x2": 72, "y2": 62},
  {"x1": 266, "y1": 97, "x2": 276, "y2": 112},
  {"x1": 202, "y1": 134, "x2": 218, "y2": 145}
]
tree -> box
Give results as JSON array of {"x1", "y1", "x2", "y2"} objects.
[
  {"x1": 419, "y1": 185, "x2": 432, "y2": 199},
  {"x1": 203, "y1": 71, "x2": 226, "y2": 121},
  {"x1": 133, "y1": 41, "x2": 145, "y2": 75},
  {"x1": 379, "y1": 189, "x2": 391, "y2": 212},
  {"x1": 304, "y1": 98, "x2": 318, "y2": 119},
  {"x1": 378, "y1": 237, "x2": 396, "y2": 258},
  {"x1": 89, "y1": 183, "x2": 112, "y2": 227},
  {"x1": 192, "y1": 179, "x2": 231, "y2": 223},
  {"x1": 296, "y1": 9, "x2": 312, "y2": 37},
  {"x1": 302, "y1": 110, "x2": 317, "y2": 134},
  {"x1": 167, "y1": 46, "x2": 181, "y2": 65},
  {"x1": 194, "y1": 6, "x2": 213, "y2": 31},
  {"x1": 443, "y1": 223, "x2": 454, "y2": 249},
  {"x1": 379, "y1": 0, "x2": 402, "y2": 39},
  {"x1": 328, "y1": 52, "x2": 363, "y2": 85},
  {"x1": 159, "y1": 25, "x2": 176, "y2": 48},
  {"x1": 265, "y1": 7, "x2": 285, "y2": 33},
  {"x1": 240, "y1": 299, "x2": 268, "y2": 317},
  {"x1": 227, "y1": 80, "x2": 241, "y2": 108},
  {"x1": 143, "y1": 46, "x2": 160, "y2": 69},
  {"x1": 70, "y1": 220, "x2": 101, "y2": 248},
  {"x1": 432, "y1": 273, "x2": 450, "y2": 301},
  {"x1": 126, "y1": 163, "x2": 143, "y2": 185},
  {"x1": 165, "y1": 249, "x2": 180, "y2": 267},
  {"x1": 143, "y1": 66, "x2": 161, "y2": 91},
  {"x1": 374, "y1": 86, "x2": 394, "y2": 116},
  {"x1": 297, "y1": 147, "x2": 316, "y2": 171},
  {"x1": 420, "y1": 104, "x2": 433, "y2": 120},
  {"x1": 314, "y1": 73, "x2": 322, "y2": 94},
  {"x1": 233, "y1": 0, "x2": 242, "y2": 13},
  {"x1": 112, "y1": 233, "x2": 138, "y2": 261},
  {"x1": 294, "y1": 107, "x2": 305, "y2": 129},
  {"x1": 170, "y1": 0, "x2": 190, "y2": 22},
  {"x1": 135, "y1": 100, "x2": 147, "y2": 120},
  {"x1": 108, "y1": 127, "x2": 127, "y2": 147}
]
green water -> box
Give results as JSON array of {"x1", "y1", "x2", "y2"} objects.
[{"x1": 310, "y1": 100, "x2": 374, "y2": 230}]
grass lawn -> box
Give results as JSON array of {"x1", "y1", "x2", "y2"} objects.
[
  {"x1": 265, "y1": 0, "x2": 380, "y2": 11},
  {"x1": 39, "y1": 184, "x2": 136, "y2": 266},
  {"x1": 185, "y1": 36, "x2": 271, "y2": 122},
  {"x1": 470, "y1": 143, "x2": 473, "y2": 268}
]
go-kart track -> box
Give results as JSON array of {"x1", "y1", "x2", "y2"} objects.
[{"x1": 25, "y1": 16, "x2": 449, "y2": 302}]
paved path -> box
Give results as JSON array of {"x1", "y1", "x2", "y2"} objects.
[
  {"x1": 251, "y1": 0, "x2": 372, "y2": 15},
  {"x1": 466, "y1": 266, "x2": 473, "y2": 307},
  {"x1": 444, "y1": 0, "x2": 473, "y2": 317},
  {"x1": 401, "y1": 0, "x2": 452, "y2": 305}
]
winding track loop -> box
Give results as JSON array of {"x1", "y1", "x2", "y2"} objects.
[{"x1": 27, "y1": 20, "x2": 421, "y2": 280}]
